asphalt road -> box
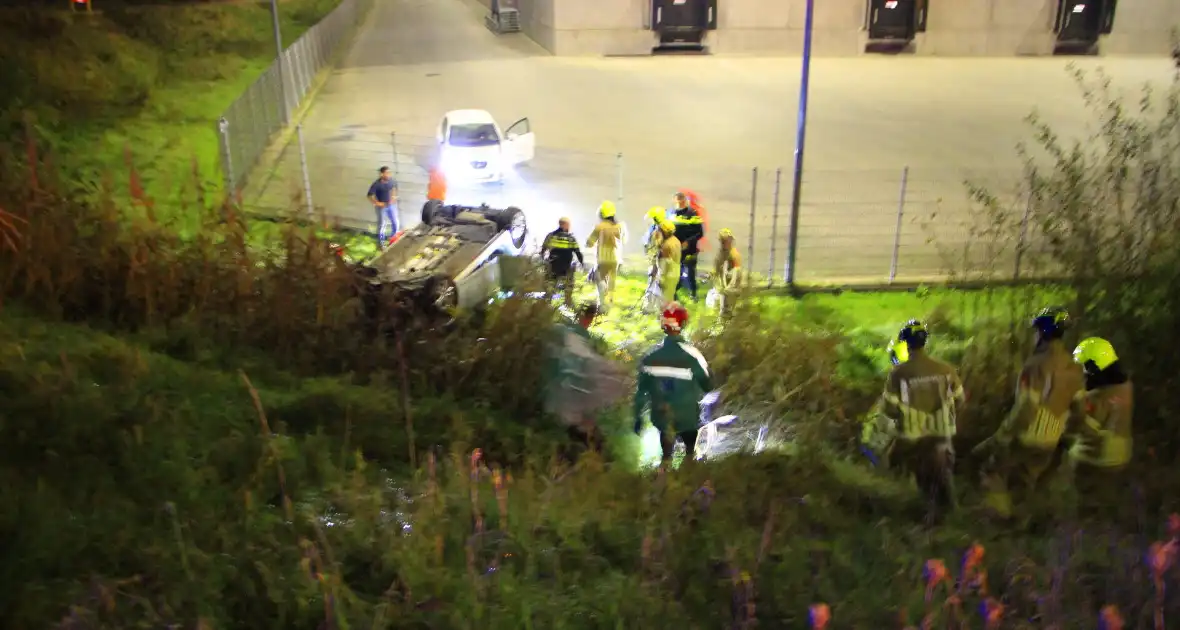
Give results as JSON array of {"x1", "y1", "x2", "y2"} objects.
[{"x1": 244, "y1": 0, "x2": 1176, "y2": 284}]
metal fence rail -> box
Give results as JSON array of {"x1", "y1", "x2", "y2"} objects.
[
  {"x1": 216, "y1": 0, "x2": 372, "y2": 195},
  {"x1": 241, "y1": 124, "x2": 1050, "y2": 285}
]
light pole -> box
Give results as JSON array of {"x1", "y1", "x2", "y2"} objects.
[
  {"x1": 785, "y1": 0, "x2": 814, "y2": 287},
  {"x1": 270, "y1": 0, "x2": 291, "y2": 125}
]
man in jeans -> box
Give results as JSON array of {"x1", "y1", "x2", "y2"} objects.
[{"x1": 367, "y1": 166, "x2": 399, "y2": 248}]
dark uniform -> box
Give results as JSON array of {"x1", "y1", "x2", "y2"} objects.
[
  {"x1": 633, "y1": 328, "x2": 713, "y2": 463},
  {"x1": 881, "y1": 348, "x2": 965, "y2": 513},
  {"x1": 541, "y1": 227, "x2": 583, "y2": 306},
  {"x1": 672, "y1": 207, "x2": 705, "y2": 301},
  {"x1": 980, "y1": 339, "x2": 1084, "y2": 518}
]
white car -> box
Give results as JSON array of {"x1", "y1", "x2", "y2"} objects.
[{"x1": 436, "y1": 109, "x2": 536, "y2": 184}]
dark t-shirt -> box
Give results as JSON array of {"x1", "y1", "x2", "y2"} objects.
[{"x1": 368, "y1": 178, "x2": 398, "y2": 204}]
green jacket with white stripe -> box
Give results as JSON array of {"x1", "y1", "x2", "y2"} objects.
[{"x1": 633, "y1": 334, "x2": 713, "y2": 434}]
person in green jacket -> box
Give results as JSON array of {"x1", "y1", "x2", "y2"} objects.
[{"x1": 633, "y1": 302, "x2": 714, "y2": 464}]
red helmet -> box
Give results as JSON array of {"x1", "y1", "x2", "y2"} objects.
[{"x1": 662, "y1": 302, "x2": 689, "y2": 335}]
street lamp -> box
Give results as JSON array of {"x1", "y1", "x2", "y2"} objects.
[{"x1": 785, "y1": 0, "x2": 814, "y2": 287}]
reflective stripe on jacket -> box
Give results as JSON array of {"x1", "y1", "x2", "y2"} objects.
[
  {"x1": 634, "y1": 335, "x2": 713, "y2": 433},
  {"x1": 1071, "y1": 380, "x2": 1134, "y2": 468},
  {"x1": 881, "y1": 351, "x2": 964, "y2": 440},
  {"x1": 997, "y1": 341, "x2": 1084, "y2": 449}
]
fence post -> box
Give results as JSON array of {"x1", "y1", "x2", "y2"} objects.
[
  {"x1": 269, "y1": 0, "x2": 291, "y2": 126},
  {"x1": 1014, "y1": 187, "x2": 1034, "y2": 281},
  {"x1": 615, "y1": 152, "x2": 624, "y2": 213},
  {"x1": 888, "y1": 165, "x2": 909, "y2": 284},
  {"x1": 297, "y1": 124, "x2": 314, "y2": 215},
  {"x1": 768, "y1": 167, "x2": 783, "y2": 287},
  {"x1": 746, "y1": 166, "x2": 758, "y2": 288},
  {"x1": 390, "y1": 132, "x2": 400, "y2": 178},
  {"x1": 217, "y1": 117, "x2": 236, "y2": 195}
]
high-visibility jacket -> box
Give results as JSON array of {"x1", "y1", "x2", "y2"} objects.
[
  {"x1": 995, "y1": 340, "x2": 1084, "y2": 449},
  {"x1": 672, "y1": 208, "x2": 705, "y2": 258},
  {"x1": 541, "y1": 228, "x2": 583, "y2": 276},
  {"x1": 714, "y1": 245, "x2": 742, "y2": 288},
  {"x1": 586, "y1": 219, "x2": 626, "y2": 267},
  {"x1": 881, "y1": 351, "x2": 965, "y2": 440},
  {"x1": 658, "y1": 235, "x2": 681, "y2": 285},
  {"x1": 634, "y1": 334, "x2": 713, "y2": 434},
  {"x1": 1069, "y1": 379, "x2": 1134, "y2": 468}
]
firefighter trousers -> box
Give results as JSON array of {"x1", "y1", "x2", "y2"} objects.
[{"x1": 891, "y1": 436, "x2": 956, "y2": 512}]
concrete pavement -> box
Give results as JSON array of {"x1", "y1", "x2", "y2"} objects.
[{"x1": 245, "y1": 0, "x2": 1177, "y2": 283}]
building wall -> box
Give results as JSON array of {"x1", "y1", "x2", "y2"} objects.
[{"x1": 507, "y1": 0, "x2": 1178, "y2": 57}]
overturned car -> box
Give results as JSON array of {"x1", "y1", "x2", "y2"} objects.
[{"x1": 360, "y1": 200, "x2": 531, "y2": 311}]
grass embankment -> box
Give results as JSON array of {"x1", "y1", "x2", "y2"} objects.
[
  {"x1": 0, "y1": 0, "x2": 339, "y2": 203},
  {"x1": 2, "y1": 298, "x2": 1176, "y2": 629}
]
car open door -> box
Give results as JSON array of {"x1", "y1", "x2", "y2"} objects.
[{"x1": 504, "y1": 118, "x2": 535, "y2": 166}]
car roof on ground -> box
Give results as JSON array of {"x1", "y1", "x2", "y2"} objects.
[{"x1": 444, "y1": 109, "x2": 496, "y2": 125}]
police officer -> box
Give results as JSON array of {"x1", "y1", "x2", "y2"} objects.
[
  {"x1": 975, "y1": 306, "x2": 1084, "y2": 521},
  {"x1": 671, "y1": 192, "x2": 705, "y2": 302},
  {"x1": 585, "y1": 201, "x2": 628, "y2": 312},
  {"x1": 709, "y1": 228, "x2": 743, "y2": 317},
  {"x1": 1066, "y1": 337, "x2": 1134, "y2": 511},
  {"x1": 656, "y1": 220, "x2": 681, "y2": 307},
  {"x1": 633, "y1": 302, "x2": 714, "y2": 465},
  {"x1": 541, "y1": 217, "x2": 584, "y2": 307},
  {"x1": 880, "y1": 320, "x2": 965, "y2": 520}
]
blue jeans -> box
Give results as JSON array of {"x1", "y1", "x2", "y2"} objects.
[{"x1": 375, "y1": 203, "x2": 399, "y2": 246}]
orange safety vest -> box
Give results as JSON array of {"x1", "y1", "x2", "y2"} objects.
[{"x1": 428, "y1": 169, "x2": 447, "y2": 201}]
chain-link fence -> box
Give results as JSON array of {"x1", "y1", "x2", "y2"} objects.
[
  {"x1": 216, "y1": 0, "x2": 372, "y2": 195},
  {"x1": 240, "y1": 123, "x2": 1045, "y2": 286}
]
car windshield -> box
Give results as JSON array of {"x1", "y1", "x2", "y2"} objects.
[{"x1": 448, "y1": 123, "x2": 499, "y2": 147}]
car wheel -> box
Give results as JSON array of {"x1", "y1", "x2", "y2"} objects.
[
  {"x1": 495, "y1": 206, "x2": 527, "y2": 250},
  {"x1": 421, "y1": 199, "x2": 443, "y2": 226}
]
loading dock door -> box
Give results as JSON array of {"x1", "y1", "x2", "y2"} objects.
[
  {"x1": 652, "y1": 0, "x2": 717, "y2": 42},
  {"x1": 867, "y1": 0, "x2": 917, "y2": 41},
  {"x1": 1055, "y1": 0, "x2": 1105, "y2": 44}
]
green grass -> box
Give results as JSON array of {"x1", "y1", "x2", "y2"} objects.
[
  {"x1": 1, "y1": 305, "x2": 1171, "y2": 629},
  {"x1": 2, "y1": 0, "x2": 342, "y2": 209}
]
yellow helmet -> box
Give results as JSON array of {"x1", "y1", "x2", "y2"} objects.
[
  {"x1": 647, "y1": 206, "x2": 667, "y2": 222},
  {"x1": 718, "y1": 228, "x2": 734, "y2": 240},
  {"x1": 598, "y1": 200, "x2": 616, "y2": 219},
  {"x1": 659, "y1": 220, "x2": 676, "y2": 235},
  {"x1": 1073, "y1": 337, "x2": 1118, "y2": 372},
  {"x1": 888, "y1": 339, "x2": 909, "y2": 366}
]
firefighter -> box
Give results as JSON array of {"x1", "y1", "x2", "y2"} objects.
[
  {"x1": 1065, "y1": 337, "x2": 1134, "y2": 511},
  {"x1": 880, "y1": 320, "x2": 965, "y2": 520},
  {"x1": 974, "y1": 306, "x2": 1084, "y2": 521},
  {"x1": 656, "y1": 220, "x2": 681, "y2": 307},
  {"x1": 709, "y1": 228, "x2": 743, "y2": 317},
  {"x1": 541, "y1": 217, "x2": 584, "y2": 308},
  {"x1": 633, "y1": 302, "x2": 714, "y2": 465},
  {"x1": 671, "y1": 192, "x2": 705, "y2": 302},
  {"x1": 585, "y1": 201, "x2": 628, "y2": 312},
  {"x1": 644, "y1": 206, "x2": 669, "y2": 257}
]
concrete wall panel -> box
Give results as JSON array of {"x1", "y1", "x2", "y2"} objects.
[
  {"x1": 519, "y1": 0, "x2": 1176, "y2": 57},
  {"x1": 1102, "y1": 0, "x2": 1179, "y2": 55},
  {"x1": 554, "y1": 0, "x2": 645, "y2": 30},
  {"x1": 720, "y1": 1, "x2": 793, "y2": 29}
]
